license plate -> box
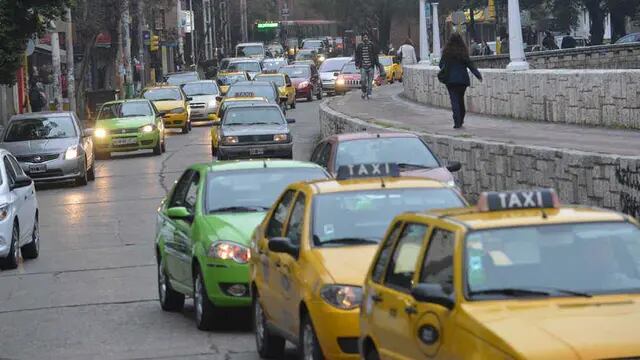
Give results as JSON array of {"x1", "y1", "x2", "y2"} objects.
[
  {"x1": 249, "y1": 148, "x2": 264, "y2": 156},
  {"x1": 29, "y1": 164, "x2": 47, "y2": 174},
  {"x1": 112, "y1": 137, "x2": 138, "y2": 146}
]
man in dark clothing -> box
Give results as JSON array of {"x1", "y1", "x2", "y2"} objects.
[
  {"x1": 355, "y1": 32, "x2": 383, "y2": 100},
  {"x1": 542, "y1": 32, "x2": 558, "y2": 50}
]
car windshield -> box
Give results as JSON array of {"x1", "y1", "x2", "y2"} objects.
[
  {"x1": 237, "y1": 45, "x2": 264, "y2": 57},
  {"x1": 256, "y1": 75, "x2": 285, "y2": 87},
  {"x1": 5, "y1": 116, "x2": 77, "y2": 142},
  {"x1": 302, "y1": 40, "x2": 323, "y2": 49},
  {"x1": 219, "y1": 100, "x2": 267, "y2": 118},
  {"x1": 313, "y1": 188, "x2": 464, "y2": 246},
  {"x1": 217, "y1": 74, "x2": 246, "y2": 85},
  {"x1": 143, "y1": 88, "x2": 182, "y2": 101},
  {"x1": 166, "y1": 73, "x2": 199, "y2": 85},
  {"x1": 223, "y1": 107, "x2": 284, "y2": 125},
  {"x1": 336, "y1": 138, "x2": 440, "y2": 169},
  {"x1": 227, "y1": 84, "x2": 276, "y2": 101},
  {"x1": 262, "y1": 60, "x2": 287, "y2": 71},
  {"x1": 296, "y1": 51, "x2": 315, "y2": 60},
  {"x1": 341, "y1": 63, "x2": 358, "y2": 74},
  {"x1": 320, "y1": 59, "x2": 349, "y2": 72},
  {"x1": 97, "y1": 102, "x2": 153, "y2": 120},
  {"x1": 281, "y1": 66, "x2": 310, "y2": 78},
  {"x1": 466, "y1": 222, "x2": 640, "y2": 298},
  {"x1": 379, "y1": 57, "x2": 393, "y2": 66},
  {"x1": 228, "y1": 62, "x2": 262, "y2": 73},
  {"x1": 206, "y1": 168, "x2": 328, "y2": 213},
  {"x1": 181, "y1": 82, "x2": 219, "y2": 96}
]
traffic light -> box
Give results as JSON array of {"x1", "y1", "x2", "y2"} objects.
[{"x1": 150, "y1": 35, "x2": 160, "y2": 52}]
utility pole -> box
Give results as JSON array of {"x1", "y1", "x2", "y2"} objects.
[
  {"x1": 177, "y1": 0, "x2": 185, "y2": 68},
  {"x1": 137, "y1": 0, "x2": 146, "y2": 88},
  {"x1": 51, "y1": 32, "x2": 63, "y2": 111},
  {"x1": 189, "y1": 0, "x2": 196, "y2": 65},
  {"x1": 123, "y1": 0, "x2": 133, "y2": 98},
  {"x1": 418, "y1": 0, "x2": 431, "y2": 63},
  {"x1": 65, "y1": 7, "x2": 76, "y2": 113},
  {"x1": 240, "y1": 0, "x2": 248, "y2": 42}
]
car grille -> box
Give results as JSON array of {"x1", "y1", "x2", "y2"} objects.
[
  {"x1": 28, "y1": 169, "x2": 64, "y2": 178},
  {"x1": 237, "y1": 135, "x2": 275, "y2": 143},
  {"x1": 109, "y1": 128, "x2": 139, "y2": 135},
  {"x1": 189, "y1": 102, "x2": 206, "y2": 109},
  {"x1": 16, "y1": 154, "x2": 59, "y2": 163}
]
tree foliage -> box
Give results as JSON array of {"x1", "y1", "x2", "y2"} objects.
[{"x1": 0, "y1": 0, "x2": 71, "y2": 85}]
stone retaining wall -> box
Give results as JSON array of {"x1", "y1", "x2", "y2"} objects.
[
  {"x1": 472, "y1": 43, "x2": 640, "y2": 69},
  {"x1": 403, "y1": 65, "x2": 640, "y2": 129},
  {"x1": 319, "y1": 101, "x2": 640, "y2": 218}
]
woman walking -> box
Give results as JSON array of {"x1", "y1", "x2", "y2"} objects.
[{"x1": 438, "y1": 34, "x2": 482, "y2": 129}]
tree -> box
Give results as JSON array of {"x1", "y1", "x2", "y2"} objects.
[
  {"x1": 0, "y1": 0, "x2": 71, "y2": 85},
  {"x1": 608, "y1": 0, "x2": 640, "y2": 41}
]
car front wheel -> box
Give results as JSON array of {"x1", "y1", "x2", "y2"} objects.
[
  {"x1": 0, "y1": 222, "x2": 19, "y2": 270},
  {"x1": 21, "y1": 215, "x2": 39, "y2": 259},
  {"x1": 194, "y1": 270, "x2": 216, "y2": 330},
  {"x1": 157, "y1": 258, "x2": 185, "y2": 311},
  {"x1": 300, "y1": 314, "x2": 324, "y2": 360},
  {"x1": 76, "y1": 160, "x2": 89, "y2": 186}
]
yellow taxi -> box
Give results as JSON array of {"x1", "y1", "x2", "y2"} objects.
[
  {"x1": 379, "y1": 56, "x2": 403, "y2": 84},
  {"x1": 210, "y1": 96, "x2": 268, "y2": 156},
  {"x1": 254, "y1": 73, "x2": 296, "y2": 109},
  {"x1": 141, "y1": 85, "x2": 191, "y2": 134},
  {"x1": 216, "y1": 71, "x2": 250, "y2": 96},
  {"x1": 359, "y1": 189, "x2": 640, "y2": 360},
  {"x1": 250, "y1": 163, "x2": 467, "y2": 359}
]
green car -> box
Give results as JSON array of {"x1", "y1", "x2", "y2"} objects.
[
  {"x1": 155, "y1": 160, "x2": 329, "y2": 330},
  {"x1": 93, "y1": 99, "x2": 166, "y2": 158}
]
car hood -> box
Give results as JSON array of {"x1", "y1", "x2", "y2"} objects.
[
  {"x1": 189, "y1": 95, "x2": 217, "y2": 103},
  {"x1": 96, "y1": 116, "x2": 156, "y2": 130},
  {"x1": 339, "y1": 74, "x2": 360, "y2": 80},
  {"x1": 0, "y1": 137, "x2": 77, "y2": 155},
  {"x1": 222, "y1": 124, "x2": 289, "y2": 136},
  {"x1": 310, "y1": 245, "x2": 378, "y2": 285},
  {"x1": 320, "y1": 72, "x2": 338, "y2": 81},
  {"x1": 462, "y1": 296, "x2": 640, "y2": 359},
  {"x1": 202, "y1": 212, "x2": 267, "y2": 246},
  {"x1": 291, "y1": 77, "x2": 311, "y2": 86},
  {"x1": 151, "y1": 100, "x2": 184, "y2": 111},
  {"x1": 400, "y1": 167, "x2": 453, "y2": 183}
]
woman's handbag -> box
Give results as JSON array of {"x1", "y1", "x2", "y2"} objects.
[{"x1": 437, "y1": 63, "x2": 449, "y2": 84}]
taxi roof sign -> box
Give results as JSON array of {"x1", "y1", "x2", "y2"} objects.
[
  {"x1": 477, "y1": 189, "x2": 559, "y2": 212},
  {"x1": 336, "y1": 163, "x2": 400, "y2": 180}
]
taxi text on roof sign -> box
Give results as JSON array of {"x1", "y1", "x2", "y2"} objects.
[
  {"x1": 478, "y1": 189, "x2": 559, "y2": 211},
  {"x1": 336, "y1": 163, "x2": 400, "y2": 180}
]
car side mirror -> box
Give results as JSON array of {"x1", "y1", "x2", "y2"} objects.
[
  {"x1": 167, "y1": 206, "x2": 194, "y2": 222},
  {"x1": 446, "y1": 161, "x2": 462, "y2": 173},
  {"x1": 11, "y1": 175, "x2": 33, "y2": 190},
  {"x1": 286, "y1": 118, "x2": 296, "y2": 124},
  {"x1": 411, "y1": 283, "x2": 454, "y2": 310},
  {"x1": 333, "y1": 72, "x2": 340, "y2": 76},
  {"x1": 216, "y1": 95, "x2": 224, "y2": 102},
  {"x1": 83, "y1": 128, "x2": 95, "y2": 137},
  {"x1": 186, "y1": 97, "x2": 193, "y2": 102},
  {"x1": 268, "y1": 237, "x2": 299, "y2": 258}
]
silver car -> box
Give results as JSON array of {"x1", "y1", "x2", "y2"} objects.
[
  {"x1": 181, "y1": 80, "x2": 221, "y2": 122},
  {"x1": 319, "y1": 57, "x2": 351, "y2": 94},
  {"x1": 216, "y1": 104, "x2": 294, "y2": 160},
  {"x1": 0, "y1": 112, "x2": 96, "y2": 186}
]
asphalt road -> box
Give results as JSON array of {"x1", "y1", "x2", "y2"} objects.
[{"x1": 0, "y1": 99, "x2": 322, "y2": 360}]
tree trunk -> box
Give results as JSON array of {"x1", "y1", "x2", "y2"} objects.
[
  {"x1": 585, "y1": 0, "x2": 605, "y2": 45},
  {"x1": 609, "y1": 6, "x2": 627, "y2": 42},
  {"x1": 75, "y1": 34, "x2": 97, "y2": 120}
]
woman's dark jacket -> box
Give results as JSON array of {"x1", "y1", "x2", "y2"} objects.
[{"x1": 438, "y1": 57, "x2": 482, "y2": 86}]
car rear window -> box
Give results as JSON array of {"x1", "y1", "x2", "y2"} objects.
[{"x1": 223, "y1": 107, "x2": 284, "y2": 126}]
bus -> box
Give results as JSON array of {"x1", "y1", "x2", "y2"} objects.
[{"x1": 253, "y1": 20, "x2": 340, "y2": 50}]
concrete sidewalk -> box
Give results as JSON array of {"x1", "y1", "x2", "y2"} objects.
[{"x1": 326, "y1": 84, "x2": 639, "y2": 156}]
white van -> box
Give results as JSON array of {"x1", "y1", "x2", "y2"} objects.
[{"x1": 235, "y1": 42, "x2": 266, "y2": 59}]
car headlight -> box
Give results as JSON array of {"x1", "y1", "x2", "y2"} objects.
[
  {"x1": 222, "y1": 136, "x2": 239, "y2": 145},
  {"x1": 298, "y1": 81, "x2": 310, "y2": 89},
  {"x1": 170, "y1": 107, "x2": 185, "y2": 114},
  {"x1": 318, "y1": 55, "x2": 326, "y2": 62},
  {"x1": 94, "y1": 128, "x2": 107, "y2": 138},
  {"x1": 64, "y1": 145, "x2": 79, "y2": 160},
  {"x1": 336, "y1": 78, "x2": 345, "y2": 86},
  {"x1": 140, "y1": 124, "x2": 156, "y2": 133},
  {"x1": 0, "y1": 204, "x2": 10, "y2": 221},
  {"x1": 320, "y1": 285, "x2": 363, "y2": 310},
  {"x1": 208, "y1": 241, "x2": 251, "y2": 264},
  {"x1": 273, "y1": 133, "x2": 289, "y2": 142}
]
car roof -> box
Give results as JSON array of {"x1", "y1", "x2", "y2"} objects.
[
  {"x1": 301, "y1": 177, "x2": 448, "y2": 195},
  {"x1": 182, "y1": 80, "x2": 216, "y2": 84},
  {"x1": 231, "y1": 80, "x2": 273, "y2": 87},
  {"x1": 218, "y1": 71, "x2": 246, "y2": 75},
  {"x1": 256, "y1": 73, "x2": 284, "y2": 77},
  {"x1": 193, "y1": 159, "x2": 323, "y2": 173},
  {"x1": 223, "y1": 96, "x2": 268, "y2": 102},
  {"x1": 166, "y1": 71, "x2": 198, "y2": 76},
  {"x1": 325, "y1": 132, "x2": 419, "y2": 142},
  {"x1": 229, "y1": 59, "x2": 260, "y2": 63},
  {"x1": 225, "y1": 103, "x2": 280, "y2": 111},
  {"x1": 144, "y1": 85, "x2": 180, "y2": 90},
  {"x1": 416, "y1": 206, "x2": 628, "y2": 230},
  {"x1": 10, "y1": 111, "x2": 75, "y2": 120},
  {"x1": 101, "y1": 99, "x2": 151, "y2": 105},
  {"x1": 237, "y1": 42, "x2": 263, "y2": 46}
]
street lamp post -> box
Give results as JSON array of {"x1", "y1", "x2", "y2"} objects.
[
  {"x1": 431, "y1": 2, "x2": 441, "y2": 61},
  {"x1": 506, "y1": 0, "x2": 529, "y2": 70},
  {"x1": 419, "y1": 0, "x2": 430, "y2": 63}
]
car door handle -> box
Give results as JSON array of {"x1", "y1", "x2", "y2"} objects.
[
  {"x1": 274, "y1": 261, "x2": 281, "y2": 268},
  {"x1": 371, "y1": 294, "x2": 383, "y2": 303}
]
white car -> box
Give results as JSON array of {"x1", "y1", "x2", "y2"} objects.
[{"x1": 0, "y1": 149, "x2": 39, "y2": 269}]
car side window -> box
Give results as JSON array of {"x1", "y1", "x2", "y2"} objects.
[
  {"x1": 384, "y1": 224, "x2": 428, "y2": 292},
  {"x1": 184, "y1": 172, "x2": 200, "y2": 212},
  {"x1": 420, "y1": 229, "x2": 455, "y2": 296},
  {"x1": 311, "y1": 143, "x2": 331, "y2": 168},
  {"x1": 169, "y1": 170, "x2": 194, "y2": 208},
  {"x1": 284, "y1": 193, "x2": 306, "y2": 246},
  {"x1": 372, "y1": 222, "x2": 404, "y2": 284},
  {"x1": 266, "y1": 190, "x2": 296, "y2": 238},
  {"x1": 7, "y1": 155, "x2": 25, "y2": 177},
  {"x1": 3, "y1": 156, "x2": 16, "y2": 185},
  {"x1": 310, "y1": 142, "x2": 326, "y2": 163}
]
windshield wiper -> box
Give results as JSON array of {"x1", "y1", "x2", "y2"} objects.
[
  {"x1": 209, "y1": 206, "x2": 269, "y2": 213},
  {"x1": 319, "y1": 238, "x2": 379, "y2": 246},
  {"x1": 397, "y1": 163, "x2": 434, "y2": 170},
  {"x1": 469, "y1": 288, "x2": 551, "y2": 297}
]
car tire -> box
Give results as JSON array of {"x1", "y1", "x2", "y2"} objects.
[
  {"x1": 0, "y1": 222, "x2": 19, "y2": 270},
  {"x1": 87, "y1": 159, "x2": 96, "y2": 181},
  {"x1": 161, "y1": 136, "x2": 166, "y2": 153},
  {"x1": 181, "y1": 122, "x2": 190, "y2": 134},
  {"x1": 291, "y1": 98, "x2": 296, "y2": 109},
  {"x1": 365, "y1": 346, "x2": 381, "y2": 360},
  {"x1": 21, "y1": 215, "x2": 39, "y2": 259},
  {"x1": 300, "y1": 314, "x2": 324, "y2": 360},
  {"x1": 306, "y1": 91, "x2": 313, "y2": 102},
  {"x1": 211, "y1": 144, "x2": 217, "y2": 157},
  {"x1": 254, "y1": 292, "x2": 285, "y2": 358},
  {"x1": 316, "y1": 87, "x2": 323, "y2": 100},
  {"x1": 76, "y1": 160, "x2": 89, "y2": 186},
  {"x1": 194, "y1": 269, "x2": 217, "y2": 330},
  {"x1": 158, "y1": 258, "x2": 185, "y2": 311},
  {"x1": 153, "y1": 137, "x2": 162, "y2": 155},
  {"x1": 389, "y1": 74, "x2": 395, "y2": 84}
]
